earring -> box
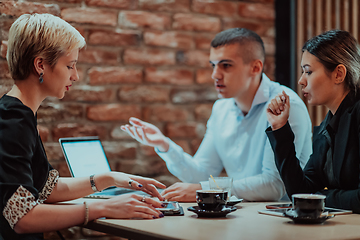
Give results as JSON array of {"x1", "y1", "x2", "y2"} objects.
[{"x1": 39, "y1": 72, "x2": 44, "y2": 83}]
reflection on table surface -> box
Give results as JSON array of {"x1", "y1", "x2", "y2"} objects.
[{"x1": 63, "y1": 199, "x2": 360, "y2": 240}]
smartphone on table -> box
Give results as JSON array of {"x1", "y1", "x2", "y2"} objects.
[{"x1": 156, "y1": 201, "x2": 181, "y2": 215}]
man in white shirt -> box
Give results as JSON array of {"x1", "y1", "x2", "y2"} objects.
[{"x1": 121, "y1": 28, "x2": 312, "y2": 202}]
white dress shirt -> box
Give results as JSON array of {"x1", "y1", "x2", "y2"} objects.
[{"x1": 156, "y1": 74, "x2": 312, "y2": 201}]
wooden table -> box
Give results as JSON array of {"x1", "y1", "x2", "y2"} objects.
[{"x1": 69, "y1": 199, "x2": 360, "y2": 240}]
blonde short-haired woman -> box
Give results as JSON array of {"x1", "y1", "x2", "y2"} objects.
[{"x1": 1, "y1": 13, "x2": 165, "y2": 240}]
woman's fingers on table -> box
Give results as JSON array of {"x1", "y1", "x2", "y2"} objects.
[
  {"x1": 129, "y1": 176, "x2": 166, "y2": 201},
  {"x1": 105, "y1": 194, "x2": 164, "y2": 219}
]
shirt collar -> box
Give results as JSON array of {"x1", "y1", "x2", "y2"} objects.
[{"x1": 251, "y1": 73, "x2": 271, "y2": 107}]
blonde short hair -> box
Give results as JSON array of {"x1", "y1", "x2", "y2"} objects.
[{"x1": 7, "y1": 13, "x2": 86, "y2": 80}]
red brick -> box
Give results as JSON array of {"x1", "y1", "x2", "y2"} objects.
[
  {"x1": 194, "y1": 34, "x2": 214, "y2": 50},
  {"x1": 143, "y1": 105, "x2": 190, "y2": 122},
  {"x1": 87, "y1": 104, "x2": 141, "y2": 121},
  {"x1": 192, "y1": 0, "x2": 238, "y2": 17},
  {"x1": 124, "y1": 49, "x2": 176, "y2": 66},
  {"x1": 43, "y1": 143, "x2": 64, "y2": 162},
  {"x1": 173, "y1": 13, "x2": 221, "y2": 32},
  {"x1": 171, "y1": 90, "x2": 197, "y2": 103},
  {"x1": 55, "y1": 0, "x2": 82, "y2": 3},
  {"x1": 195, "y1": 103, "x2": 213, "y2": 121},
  {"x1": 191, "y1": 138, "x2": 202, "y2": 154},
  {"x1": 1, "y1": 41, "x2": 7, "y2": 59},
  {"x1": 119, "y1": 86, "x2": 170, "y2": 103},
  {"x1": 130, "y1": 158, "x2": 169, "y2": 176},
  {"x1": 144, "y1": 31, "x2": 194, "y2": 49},
  {"x1": 102, "y1": 141, "x2": 137, "y2": 159},
  {"x1": 0, "y1": 1, "x2": 60, "y2": 17},
  {"x1": 264, "y1": 55, "x2": 275, "y2": 80},
  {"x1": 37, "y1": 103, "x2": 83, "y2": 123},
  {"x1": 48, "y1": 161, "x2": 69, "y2": 177},
  {"x1": 0, "y1": 61, "x2": 10, "y2": 79},
  {"x1": 173, "y1": 140, "x2": 192, "y2": 155},
  {"x1": 238, "y1": 3, "x2": 275, "y2": 21},
  {"x1": 263, "y1": 36, "x2": 275, "y2": 55},
  {"x1": 88, "y1": 67, "x2": 143, "y2": 85},
  {"x1": 166, "y1": 122, "x2": 204, "y2": 138},
  {"x1": 171, "y1": 87, "x2": 217, "y2": 103},
  {"x1": 62, "y1": 85, "x2": 115, "y2": 102},
  {"x1": 245, "y1": 0, "x2": 274, "y2": 3},
  {"x1": 222, "y1": 19, "x2": 268, "y2": 35},
  {"x1": 139, "y1": 0, "x2": 190, "y2": 12},
  {"x1": 37, "y1": 125, "x2": 49, "y2": 142},
  {"x1": 196, "y1": 68, "x2": 213, "y2": 84},
  {"x1": 88, "y1": 29, "x2": 141, "y2": 46},
  {"x1": 176, "y1": 50, "x2": 210, "y2": 67},
  {"x1": 85, "y1": 0, "x2": 136, "y2": 9},
  {"x1": 78, "y1": 47, "x2": 119, "y2": 65},
  {"x1": 140, "y1": 145, "x2": 157, "y2": 157},
  {"x1": 115, "y1": 159, "x2": 137, "y2": 173},
  {"x1": 119, "y1": 11, "x2": 171, "y2": 30},
  {"x1": 61, "y1": 8, "x2": 117, "y2": 26},
  {"x1": 111, "y1": 125, "x2": 134, "y2": 140},
  {"x1": 52, "y1": 123, "x2": 107, "y2": 140},
  {"x1": 145, "y1": 67, "x2": 193, "y2": 85},
  {"x1": 265, "y1": 26, "x2": 275, "y2": 38},
  {"x1": 0, "y1": 84, "x2": 12, "y2": 97},
  {"x1": 0, "y1": 20, "x2": 12, "y2": 41}
]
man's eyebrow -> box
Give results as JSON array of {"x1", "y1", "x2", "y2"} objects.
[{"x1": 209, "y1": 59, "x2": 234, "y2": 65}]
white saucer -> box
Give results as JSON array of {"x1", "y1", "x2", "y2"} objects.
[{"x1": 227, "y1": 196, "x2": 243, "y2": 206}]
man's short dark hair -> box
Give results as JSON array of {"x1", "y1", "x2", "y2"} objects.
[{"x1": 211, "y1": 28, "x2": 265, "y2": 64}]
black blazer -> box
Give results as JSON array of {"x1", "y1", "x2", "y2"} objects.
[{"x1": 266, "y1": 93, "x2": 360, "y2": 213}]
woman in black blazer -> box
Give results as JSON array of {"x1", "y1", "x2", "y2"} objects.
[{"x1": 266, "y1": 30, "x2": 360, "y2": 213}]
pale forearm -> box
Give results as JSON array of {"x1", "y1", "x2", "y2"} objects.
[
  {"x1": 14, "y1": 203, "x2": 102, "y2": 234},
  {"x1": 46, "y1": 173, "x2": 114, "y2": 203}
]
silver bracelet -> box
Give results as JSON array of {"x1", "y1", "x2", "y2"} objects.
[
  {"x1": 83, "y1": 201, "x2": 89, "y2": 225},
  {"x1": 90, "y1": 174, "x2": 100, "y2": 192}
]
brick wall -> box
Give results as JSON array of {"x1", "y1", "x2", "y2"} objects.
[{"x1": 0, "y1": 0, "x2": 275, "y2": 185}]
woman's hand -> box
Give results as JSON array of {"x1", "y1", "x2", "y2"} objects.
[
  {"x1": 110, "y1": 172, "x2": 166, "y2": 201},
  {"x1": 266, "y1": 91, "x2": 290, "y2": 131},
  {"x1": 120, "y1": 117, "x2": 170, "y2": 152},
  {"x1": 95, "y1": 194, "x2": 164, "y2": 219}
]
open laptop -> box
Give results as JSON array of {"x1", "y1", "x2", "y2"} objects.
[{"x1": 59, "y1": 136, "x2": 148, "y2": 198}]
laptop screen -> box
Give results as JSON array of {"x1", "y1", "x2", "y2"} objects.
[{"x1": 60, "y1": 137, "x2": 111, "y2": 178}]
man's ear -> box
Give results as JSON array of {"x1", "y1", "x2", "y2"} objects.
[
  {"x1": 33, "y1": 56, "x2": 45, "y2": 75},
  {"x1": 250, "y1": 59, "x2": 263, "y2": 76},
  {"x1": 333, "y1": 64, "x2": 347, "y2": 85}
]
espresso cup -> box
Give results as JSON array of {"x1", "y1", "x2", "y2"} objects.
[
  {"x1": 292, "y1": 194, "x2": 326, "y2": 219},
  {"x1": 196, "y1": 190, "x2": 228, "y2": 211}
]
